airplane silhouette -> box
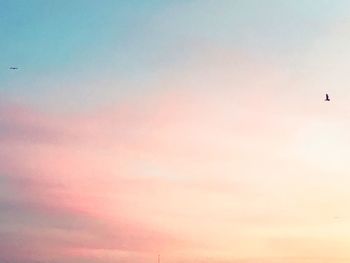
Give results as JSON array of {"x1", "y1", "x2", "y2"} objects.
[
  {"x1": 325, "y1": 93, "x2": 330, "y2": 101},
  {"x1": 9, "y1": 67, "x2": 18, "y2": 70}
]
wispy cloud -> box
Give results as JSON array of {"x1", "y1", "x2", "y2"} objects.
[{"x1": 3, "y1": 4, "x2": 350, "y2": 260}]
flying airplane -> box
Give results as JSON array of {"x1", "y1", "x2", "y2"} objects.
[
  {"x1": 325, "y1": 93, "x2": 330, "y2": 101},
  {"x1": 9, "y1": 67, "x2": 18, "y2": 70}
]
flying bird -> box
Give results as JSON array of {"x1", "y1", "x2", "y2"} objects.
[
  {"x1": 9, "y1": 67, "x2": 18, "y2": 70},
  {"x1": 325, "y1": 93, "x2": 330, "y2": 101}
]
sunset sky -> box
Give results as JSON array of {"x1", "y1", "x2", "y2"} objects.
[{"x1": 2, "y1": 1, "x2": 350, "y2": 263}]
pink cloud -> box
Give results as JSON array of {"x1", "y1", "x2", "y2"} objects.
[
  {"x1": 1, "y1": 97, "x2": 226, "y2": 262},
  {"x1": 0, "y1": 90, "x2": 305, "y2": 262},
  {"x1": 1, "y1": 51, "x2": 349, "y2": 263}
]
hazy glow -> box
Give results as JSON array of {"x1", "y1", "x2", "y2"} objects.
[{"x1": 2, "y1": 1, "x2": 350, "y2": 263}]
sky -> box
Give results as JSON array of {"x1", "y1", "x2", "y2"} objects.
[{"x1": 2, "y1": 1, "x2": 350, "y2": 263}]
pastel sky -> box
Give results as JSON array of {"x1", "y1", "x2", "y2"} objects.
[{"x1": 2, "y1": 1, "x2": 350, "y2": 263}]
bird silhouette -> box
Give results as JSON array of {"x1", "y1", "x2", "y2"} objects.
[{"x1": 325, "y1": 93, "x2": 330, "y2": 101}]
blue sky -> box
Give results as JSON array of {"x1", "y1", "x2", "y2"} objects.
[{"x1": 2, "y1": 0, "x2": 349, "y2": 111}]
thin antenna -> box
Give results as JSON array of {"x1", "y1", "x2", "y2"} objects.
[{"x1": 158, "y1": 254, "x2": 160, "y2": 263}]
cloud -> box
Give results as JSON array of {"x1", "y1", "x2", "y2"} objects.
[
  {"x1": 0, "y1": 102, "x2": 189, "y2": 262},
  {"x1": 2, "y1": 44, "x2": 350, "y2": 263}
]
